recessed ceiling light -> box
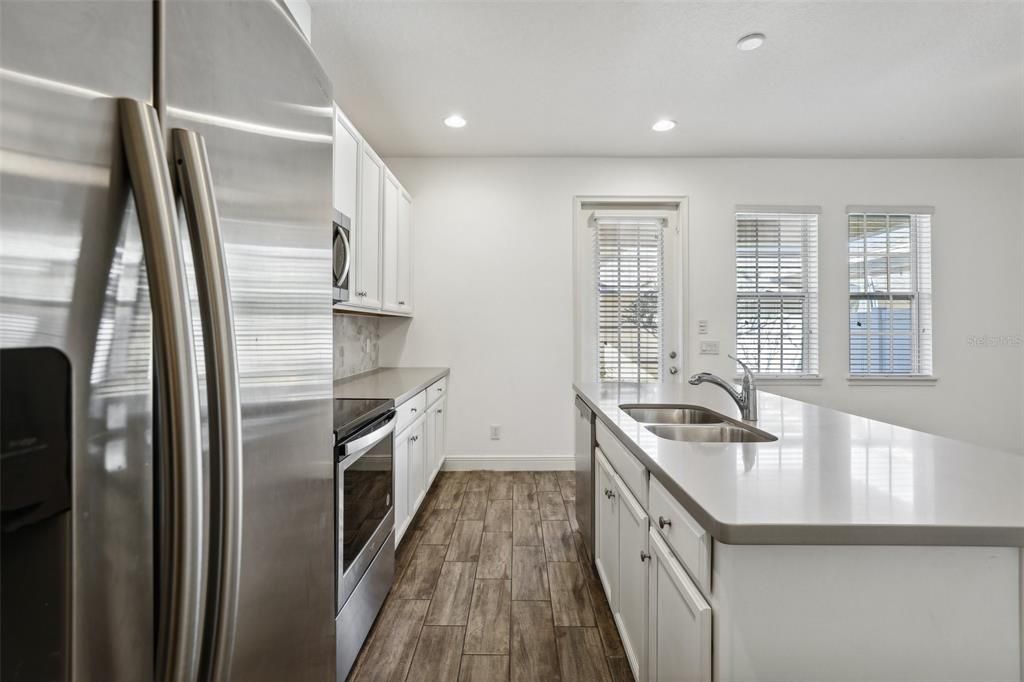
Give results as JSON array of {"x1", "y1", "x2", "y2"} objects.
[
  {"x1": 652, "y1": 119, "x2": 677, "y2": 132},
  {"x1": 737, "y1": 33, "x2": 766, "y2": 51},
  {"x1": 444, "y1": 114, "x2": 467, "y2": 128}
]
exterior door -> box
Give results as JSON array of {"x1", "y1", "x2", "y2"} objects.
[
  {"x1": 0, "y1": 2, "x2": 156, "y2": 679},
  {"x1": 575, "y1": 202, "x2": 685, "y2": 383},
  {"x1": 163, "y1": 1, "x2": 335, "y2": 679},
  {"x1": 616, "y1": 474, "x2": 649, "y2": 682},
  {"x1": 648, "y1": 529, "x2": 712, "y2": 682}
]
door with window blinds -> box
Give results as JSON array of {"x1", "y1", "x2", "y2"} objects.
[
  {"x1": 735, "y1": 211, "x2": 819, "y2": 376},
  {"x1": 594, "y1": 215, "x2": 675, "y2": 383}
]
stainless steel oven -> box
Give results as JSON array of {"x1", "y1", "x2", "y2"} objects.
[
  {"x1": 332, "y1": 209, "x2": 352, "y2": 304},
  {"x1": 334, "y1": 398, "x2": 395, "y2": 680}
]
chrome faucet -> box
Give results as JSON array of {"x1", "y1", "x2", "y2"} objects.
[{"x1": 688, "y1": 354, "x2": 758, "y2": 421}]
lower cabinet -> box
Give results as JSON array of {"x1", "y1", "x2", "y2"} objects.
[
  {"x1": 396, "y1": 385, "x2": 447, "y2": 544},
  {"x1": 648, "y1": 529, "x2": 712, "y2": 682},
  {"x1": 395, "y1": 426, "x2": 410, "y2": 541},
  {"x1": 395, "y1": 414, "x2": 425, "y2": 543},
  {"x1": 594, "y1": 444, "x2": 711, "y2": 682},
  {"x1": 424, "y1": 396, "x2": 446, "y2": 487},
  {"x1": 616, "y1": 473, "x2": 649, "y2": 682},
  {"x1": 595, "y1": 449, "x2": 619, "y2": 611},
  {"x1": 408, "y1": 419, "x2": 426, "y2": 513}
]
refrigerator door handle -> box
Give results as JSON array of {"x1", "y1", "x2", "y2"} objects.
[
  {"x1": 118, "y1": 99, "x2": 205, "y2": 682},
  {"x1": 172, "y1": 128, "x2": 244, "y2": 682}
]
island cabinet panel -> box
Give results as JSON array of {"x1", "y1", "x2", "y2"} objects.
[
  {"x1": 615, "y1": 473, "x2": 649, "y2": 682},
  {"x1": 710, "y1": 543, "x2": 1022, "y2": 682},
  {"x1": 594, "y1": 448, "x2": 619, "y2": 612},
  {"x1": 647, "y1": 529, "x2": 711, "y2": 682}
]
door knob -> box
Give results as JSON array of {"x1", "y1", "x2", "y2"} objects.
[
  {"x1": 658, "y1": 516, "x2": 672, "y2": 529},
  {"x1": 640, "y1": 551, "x2": 651, "y2": 562}
]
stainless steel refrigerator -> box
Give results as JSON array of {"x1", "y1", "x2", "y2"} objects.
[{"x1": 0, "y1": 1, "x2": 335, "y2": 679}]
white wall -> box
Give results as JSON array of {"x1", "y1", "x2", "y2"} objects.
[{"x1": 382, "y1": 158, "x2": 1024, "y2": 460}]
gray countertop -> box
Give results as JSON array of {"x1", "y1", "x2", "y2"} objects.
[
  {"x1": 574, "y1": 381, "x2": 1024, "y2": 546},
  {"x1": 335, "y1": 367, "x2": 450, "y2": 404}
]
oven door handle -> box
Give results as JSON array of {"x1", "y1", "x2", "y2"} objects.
[{"x1": 341, "y1": 413, "x2": 397, "y2": 467}]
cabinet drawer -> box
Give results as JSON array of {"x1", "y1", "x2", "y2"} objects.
[
  {"x1": 396, "y1": 391, "x2": 426, "y2": 434},
  {"x1": 595, "y1": 421, "x2": 647, "y2": 507},
  {"x1": 649, "y1": 476, "x2": 711, "y2": 594},
  {"x1": 426, "y1": 376, "x2": 447, "y2": 405}
]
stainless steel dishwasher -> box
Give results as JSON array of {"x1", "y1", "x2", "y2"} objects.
[{"x1": 574, "y1": 395, "x2": 595, "y2": 562}]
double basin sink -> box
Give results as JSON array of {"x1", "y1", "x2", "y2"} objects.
[{"x1": 621, "y1": 404, "x2": 777, "y2": 443}]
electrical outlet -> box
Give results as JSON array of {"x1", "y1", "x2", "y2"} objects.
[
  {"x1": 698, "y1": 319, "x2": 709, "y2": 335},
  {"x1": 699, "y1": 340, "x2": 720, "y2": 355},
  {"x1": 489, "y1": 425, "x2": 501, "y2": 441}
]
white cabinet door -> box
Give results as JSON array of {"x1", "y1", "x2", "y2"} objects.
[
  {"x1": 648, "y1": 529, "x2": 712, "y2": 682},
  {"x1": 425, "y1": 402, "x2": 437, "y2": 487},
  {"x1": 381, "y1": 172, "x2": 401, "y2": 312},
  {"x1": 396, "y1": 188, "x2": 413, "y2": 314},
  {"x1": 616, "y1": 473, "x2": 649, "y2": 682},
  {"x1": 356, "y1": 144, "x2": 383, "y2": 309},
  {"x1": 408, "y1": 419, "x2": 426, "y2": 513},
  {"x1": 595, "y1": 449, "x2": 619, "y2": 612},
  {"x1": 434, "y1": 396, "x2": 446, "y2": 474},
  {"x1": 332, "y1": 106, "x2": 359, "y2": 221},
  {"x1": 394, "y1": 426, "x2": 410, "y2": 542}
]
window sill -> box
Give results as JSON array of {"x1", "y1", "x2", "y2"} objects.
[
  {"x1": 847, "y1": 375, "x2": 938, "y2": 386},
  {"x1": 736, "y1": 375, "x2": 823, "y2": 385}
]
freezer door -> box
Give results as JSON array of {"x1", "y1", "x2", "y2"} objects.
[
  {"x1": 0, "y1": 2, "x2": 156, "y2": 680},
  {"x1": 162, "y1": 1, "x2": 336, "y2": 678}
]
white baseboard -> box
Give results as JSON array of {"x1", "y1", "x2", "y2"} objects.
[{"x1": 440, "y1": 454, "x2": 574, "y2": 471}]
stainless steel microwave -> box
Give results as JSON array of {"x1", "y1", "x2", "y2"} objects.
[{"x1": 332, "y1": 210, "x2": 351, "y2": 304}]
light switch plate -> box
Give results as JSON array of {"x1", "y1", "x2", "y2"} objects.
[
  {"x1": 489, "y1": 425, "x2": 501, "y2": 440},
  {"x1": 699, "y1": 340, "x2": 720, "y2": 355}
]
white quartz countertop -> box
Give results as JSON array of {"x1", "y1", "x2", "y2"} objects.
[
  {"x1": 574, "y1": 381, "x2": 1024, "y2": 546},
  {"x1": 335, "y1": 367, "x2": 449, "y2": 404}
]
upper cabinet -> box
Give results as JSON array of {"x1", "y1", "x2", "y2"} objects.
[
  {"x1": 355, "y1": 143, "x2": 383, "y2": 309},
  {"x1": 333, "y1": 107, "x2": 359, "y2": 223},
  {"x1": 382, "y1": 172, "x2": 414, "y2": 315},
  {"x1": 331, "y1": 102, "x2": 413, "y2": 317}
]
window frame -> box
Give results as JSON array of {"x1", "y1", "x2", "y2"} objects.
[
  {"x1": 846, "y1": 209, "x2": 934, "y2": 380},
  {"x1": 734, "y1": 208, "x2": 820, "y2": 380}
]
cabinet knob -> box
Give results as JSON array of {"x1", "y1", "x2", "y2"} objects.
[
  {"x1": 410, "y1": 407, "x2": 417, "y2": 413},
  {"x1": 604, "y1": 488, "x2": 615, "y2": 499},
  {"x1": 437, "y1": 410, "x2": 443, "y2": 414},
  {"x1": 410, "y1": 435, "x2": 418, "y2": 442},
  {"x1": 398, "y1": 300, "x2": 406, "y2": 305},
  {"x1": 640, "y1": 551, "x2": 651, "y2": 562},
  {"x1": 658, "y1": 516, "x2": 672, "y2": 529}
]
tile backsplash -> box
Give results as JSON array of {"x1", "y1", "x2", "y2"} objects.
[{"x1": 333, "y1": 314, "x2": 380, "y2": 380}]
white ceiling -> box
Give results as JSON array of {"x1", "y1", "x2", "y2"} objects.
[{"x1": 310, "y1": 1, "x2": 1024, "y2": 158}]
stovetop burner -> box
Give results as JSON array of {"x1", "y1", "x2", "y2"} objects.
[{"x1": 333, "y1": 397, "x2": 394, "y2": 440}]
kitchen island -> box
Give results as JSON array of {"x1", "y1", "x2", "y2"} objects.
[{"x1": 574, "y1": 381, "x2": 1024, "y2": 682}]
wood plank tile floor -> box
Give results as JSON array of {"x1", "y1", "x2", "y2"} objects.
[{"x1": 349, "y1": 470, "x2": 634, "y2": 682}]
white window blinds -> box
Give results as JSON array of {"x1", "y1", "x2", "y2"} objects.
[
  {"x1": 594, "y1": 217, "x2": 665, "y2": 382},
  {"x1": 848, "y1": 211, "x2": 932, "y2": 376},
  {"x1": 735, "y1": 211, "x2": 819, "y2": 376}
]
